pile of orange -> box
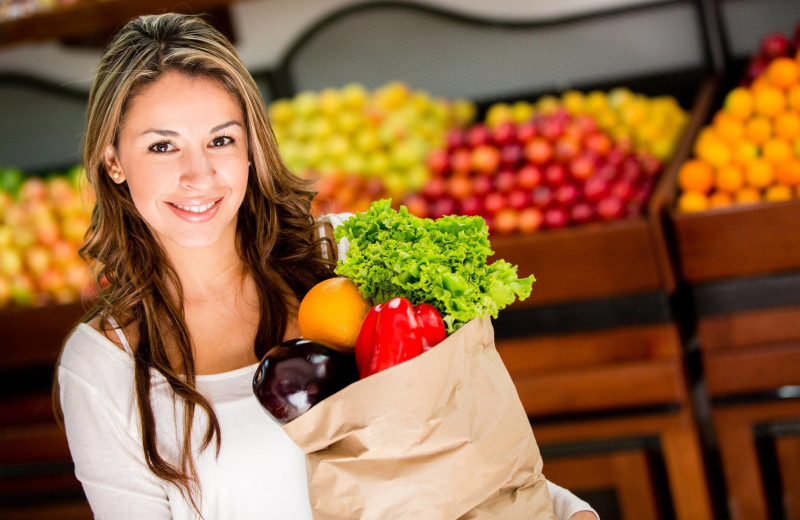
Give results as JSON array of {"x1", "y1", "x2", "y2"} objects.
[{"x1": 677, "y1": 54, "x2": 800, "y2": 213}]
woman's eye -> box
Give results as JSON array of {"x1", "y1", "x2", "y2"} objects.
[
  {"x1": 149, "y1": 141, "x2": 174, "y2": 153},
  {"x1": 210, "y1": 136, "x2": 234, "y2": 147}
]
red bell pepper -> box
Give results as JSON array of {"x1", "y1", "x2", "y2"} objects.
[{"x1": 355, "y1": 297, "x2": 447, "y2": 378}]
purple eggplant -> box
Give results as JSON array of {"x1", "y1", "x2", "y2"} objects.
[{"x1": 253, "y1": 338, "x2": 358, "y2": 425}]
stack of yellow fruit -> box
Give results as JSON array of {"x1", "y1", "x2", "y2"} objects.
[
  {"x1": 269, "y1": 81, "x2": 475, "y2": 199},
  {"x1": 677, "y1": 56, "x2": 800, "y2": 212},
  {"x1": 484, "y1": 88, "x2": 688, "y2": 161}
]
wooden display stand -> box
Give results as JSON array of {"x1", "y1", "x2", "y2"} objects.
[
  {"x1": 497, "y1": 323, "x2": 715, "y2": 520},
  {"x1": 698, "y1": 304, "x2": 800, "y2": 520},
  {"x1": 661, "y1": 72, "x2": 800, "y2": 520},
  {"x1": 487, "y1": 78, "x2": 721, "y2": 520},
  {"x1": 0, "y1": 302, "x2": 91, "y2": 519}
]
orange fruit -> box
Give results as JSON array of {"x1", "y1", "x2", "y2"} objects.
[
  {"x1": 788, "y1": 85, "x2": 800, "y2": 111},
  {"x1": 716, "y1": 164, "x2": 745, "y2": 192},
  {"x1": 733, "y1": 141, "x2": 760, "y2": 164},
  {"x1": 753, "y1": 85, "x2": 786, "y2": 117},
  {"x1": 735, "y1": 187, "x2": 762, "y2": 205},
  {"x1": 297, "y1": 277, "x2": 372, "y2": 352},
  {"x1": 766, "y1": 58, "x2": 800, "y2": 89},
  {"x1": 776, "y1": 158, "x2": 800, "y2": 186},
  {"x1": 709, "y1": 191, "x2": 734, "y2": 209},
  {"x1": 713, "y1": 112, "x2": 746, "y2": 143},
  {"x1": 751, "y1": 77, "x2": 772, "y2": 94},
  {"x1": 745, "y1": 159, "x2": 775, "y2": 188},
  {"x1": 678, "y1": 159, "x2": 714, "y2": 193},
  {"x1": 724, "y1": 87, "x2": 754, "y2": 120},
  {"x1": 693, "y1": 127, "x2": 718, "y2": 155},
  {"x1": 745, "y1": 116, "x2": 773, "y2": 145},
  {"x1": 677, "y1": 191, "x2": 709, "y2": 213},
  {"x1": 774, "y1": 111, "x2": 800, "y2": 140},
  {"x1": 762, "y1": 138, "x2": 793, "y2": 163},
  {"x1": 764, "y1": 184, "x2": 793, "y2": 202},
  {"x1": 696, "y1": 137, "x2": 731, "y2": 167}
]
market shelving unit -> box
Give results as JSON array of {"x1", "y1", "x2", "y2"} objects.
[
  {"x1": 666, "y1": 128, "x2": 800, "y2": 519},
  {"x1": 489, "y1": 75, "x2": 719, "y2": 520},
  {"x1": 267, "y1": 2, "x2": 724, "y2": 518},
  {"x1": 661, "y1": 2, "x2": 800, "y2": 518},
  {"x1": 0, "y1": 1, "x2": 779, "y2": 519}
]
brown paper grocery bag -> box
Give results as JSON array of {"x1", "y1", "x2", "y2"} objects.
[{"x1": 282, "y1": 317, "x2": 555, "y2": 520}]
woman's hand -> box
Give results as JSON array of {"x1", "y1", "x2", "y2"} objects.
[{"x1": 569, "y1": 512, "x2": 598, "y2": 520}]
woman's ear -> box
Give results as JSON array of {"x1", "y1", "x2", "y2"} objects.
[{"x1": 103, "y1": 145, "x2": 125, "y2": 183}]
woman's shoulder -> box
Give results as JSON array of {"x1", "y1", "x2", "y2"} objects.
[{"x1": 59, "y1": 320, "x2": 135, "y2": 383}]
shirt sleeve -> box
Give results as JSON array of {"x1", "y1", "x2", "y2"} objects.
[
  {"x1": 59, "y1": 365, "x2": 173, "y2": 519},
  {"x1": 547, "y1": 479, "x2": 599, "y2": 519}
]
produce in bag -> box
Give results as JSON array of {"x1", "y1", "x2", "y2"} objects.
[{"x1": 254, "y1": 201, "x2": 552, "y2": 518}]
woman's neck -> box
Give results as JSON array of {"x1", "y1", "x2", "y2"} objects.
[{"x1": 163, "y1": 236, "x2": 249, "y2": 305}]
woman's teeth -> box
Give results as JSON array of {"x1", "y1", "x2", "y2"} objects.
[{"x1": 172, "y1": 201, "x2": 217, "y2": 213}]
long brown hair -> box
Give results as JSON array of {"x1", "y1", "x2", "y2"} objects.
[{"x1": 54, "y1": 13, "x2": 335, "y2": 509}]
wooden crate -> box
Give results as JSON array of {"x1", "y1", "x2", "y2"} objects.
[
  {"x1": 714, "y1": 400, "x2": 800, "y2": 520},
  {"x1": 490, "y1": 77, "x2": 720, "y2": 307},
  {"x1": 659, "y1": 75, "x2": 800, "y2": 283},
  {"x1": 0, "y1": 301, "x2": 90, "y2": 517},
  {"x1": 671, "y1": 201, "x2": 800, "y2": 283},
  {"x1": 0, "y1": 302, "x2": 87, "y2": 371},
  {"x1": 534, "y1": 408, "x2": 714, "y2": 520}
]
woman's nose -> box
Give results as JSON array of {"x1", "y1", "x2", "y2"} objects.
[{"x1": 180, "y1": 151, "x2": 215, "y2": 189}]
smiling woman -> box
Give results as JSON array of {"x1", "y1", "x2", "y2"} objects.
[
  {"x1": 51, "y1": 12, "x2": 596, "y2": 520},
  {"x1": 52, "y1": 12, "x2": 339, "y2": 519}
]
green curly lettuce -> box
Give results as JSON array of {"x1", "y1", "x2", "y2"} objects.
[{"x1": 334, "y1": 199, "x2": 535, "y2": 333}]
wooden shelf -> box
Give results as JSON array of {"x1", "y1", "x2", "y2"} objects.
[
  {"x1": 0, "y1": 301, "x2": 87, "y2": 371},
  {"x1": 0, "y1": 0, "x2": 238, "y2": 48},
  {"x1": 672, "y1": 199, "x2": 800, "y2": 283}
]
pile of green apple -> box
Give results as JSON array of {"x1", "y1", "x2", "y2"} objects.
[
  {"x1": 269, "y1": 81, "x2": 475, "y2": 208},
  {"x1": 0, "y1": 166, "x2": 95, "y2": 310}
]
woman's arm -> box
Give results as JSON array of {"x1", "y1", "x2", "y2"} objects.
[
  {"x1": 547, "y1": 479, "x2": 599, "y2": 520},
  {"x1": 59, "y1": 365, "x2": 172, "y2": 518}
]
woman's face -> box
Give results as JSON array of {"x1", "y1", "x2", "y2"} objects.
[{"x1": 106, "y1": 71, "x2": 250, "y2": 252}]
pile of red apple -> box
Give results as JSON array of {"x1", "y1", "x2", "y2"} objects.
[
  {"x1": 402, "y1": 109, "x2": 663, "y2": 234},
  {"x1": 741, "y1": 22, "x2": 800, "y2": 86}
]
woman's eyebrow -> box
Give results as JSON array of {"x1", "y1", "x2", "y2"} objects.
[
  {"x1": 210, "y1": 120, "x2": 243, "y2": 133},
  {"x1": 139, "y1": 121, "x2": 243, "y2": 138},
  {"x1": 141, "y1": 128, "x2": 179, "y2": 137}
]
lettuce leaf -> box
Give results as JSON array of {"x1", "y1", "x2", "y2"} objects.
[{"x1": 334, "y1": 200, "x2": 535, "y2": 333}]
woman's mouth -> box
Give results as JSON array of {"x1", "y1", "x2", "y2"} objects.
[
  {"x1": 171, "y1": 200, "x2": 218, "y2": 213},
  {"x1": 167, "y1": 198, "x2": 223, "y2": 222}
]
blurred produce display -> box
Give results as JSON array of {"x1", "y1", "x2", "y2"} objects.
[
  {"x1": 401, "y1": 108, "x2": 666, "y2": 234},
  {"x1": 0, "y1": 165, "x2": 94, "y2": 310},
  {"x1": 0, "y1": 0, "x2": 68, "y2": 22},
  {"x1": 677, "y1": 55, "x2": 800, "y2": 212},
  {"x1": 269, "y1": 81, "x2": 475, "y2": 207},
  {"x1": 310, "y1": 170, "x2": 388, "y2": 216},
  {"x1": 483, "y1": 88, "x2": 688, "y2": 162},
  {"x1": 740, "y1": 21, "x2": 800, "y2": 86}
]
